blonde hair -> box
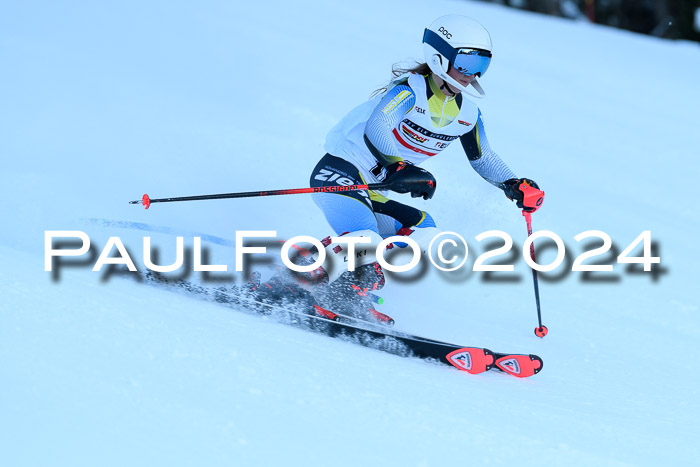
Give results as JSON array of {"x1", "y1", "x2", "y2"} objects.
[{"x1": 371, "y1": 62, "x2": 431, "y2": 98}]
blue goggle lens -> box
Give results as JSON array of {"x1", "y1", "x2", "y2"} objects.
[{"x1": 452, "y1": 49, "x2": 491, "y2": 77}]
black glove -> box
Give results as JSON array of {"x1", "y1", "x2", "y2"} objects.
[
  {"x1": 501, "y1": 177, "x2": 541, "y2": 211},
  {"x1": 385, "y1": 161, "x2": 437, "y2": 200}
]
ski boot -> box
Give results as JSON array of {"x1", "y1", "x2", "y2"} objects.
[
  {"x1": 312, "y1": 261, "x2": 386, "y2": 320},
  {"x1": 246, "y1": 267, "x2": 318, "y2": 314}
]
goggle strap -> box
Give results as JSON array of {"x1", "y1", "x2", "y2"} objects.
[{"x1": 423, "y1": 29, "x2": 458, "y2": 63}]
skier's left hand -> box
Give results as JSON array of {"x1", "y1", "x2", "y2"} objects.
[{"x1": 501, "y1": 177, "x2": 542, "y2": 212}]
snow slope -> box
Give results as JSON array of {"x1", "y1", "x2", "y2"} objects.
[{"x1": 2, "y1": 0, "x2": 699, "y2": 465}]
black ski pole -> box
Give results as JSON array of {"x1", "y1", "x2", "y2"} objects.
[
  {"x1": 523, "y1": 210, "x2": 548, "y2": 338},
  {"x1": 516, "y1": 181, "x2": 547, "y2": 337},
  {"x1": 129, "y1": 183, "x2": 394, "y2": 209}
]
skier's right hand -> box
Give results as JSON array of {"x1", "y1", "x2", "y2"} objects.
[
  {"x1": 385, "y1": 161, "x2": 437, "y2": 200},
  {"x1": 501, "y1": 177, "x2": 542, "y2": 211}
]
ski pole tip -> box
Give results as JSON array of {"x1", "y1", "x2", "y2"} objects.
[
  {"x1": 129, "y1": 193, "x2": 151, "y2": 209},
  {"x1": 534, "y1": 325, "x2": 548, "y2": 338}
]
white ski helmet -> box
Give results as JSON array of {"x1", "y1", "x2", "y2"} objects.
[{"x1": 423, "y1": 15, "x2": 493, "y2": 97}]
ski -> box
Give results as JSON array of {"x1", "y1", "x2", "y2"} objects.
[
  {"x1": 492, "y1": 353, "x2": 543, "y2": 378},
  {"x1": 136, "y1": 273, "x2": 543, "y2": 378}
]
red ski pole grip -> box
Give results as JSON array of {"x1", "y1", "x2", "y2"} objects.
[{"x1": 519, "y1": 183, "x2": 544, "y2": 212}]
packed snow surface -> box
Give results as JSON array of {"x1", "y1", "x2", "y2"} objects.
[{"x1": 2, "y1": 0, "x2": 699, "y2": 465}]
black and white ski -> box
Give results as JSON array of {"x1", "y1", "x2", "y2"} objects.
[{"x1": 138, "y1": 273, "x2": 543, "y2": 378}]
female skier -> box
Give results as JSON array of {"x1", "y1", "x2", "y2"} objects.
[{"x1": 257, "y1": 15, "x2": 541, "y2": 318}]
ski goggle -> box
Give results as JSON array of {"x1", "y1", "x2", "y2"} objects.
[{"x1": 423, "y1": 28, "x2": 492, "y2": 77}]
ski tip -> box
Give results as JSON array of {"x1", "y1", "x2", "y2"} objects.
[
  {"x1": 446, "y1": 347, "x2": 495, "y2": 374},
  {"x1": 534, "y1": 355, "x2": 543, "y2": 370},
  {"x1": 534, "y1": 325, "x2": 548, "y2": 338},
  {"x1": 495, "y1": 354, "x2": 543, "y2": 378}
]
